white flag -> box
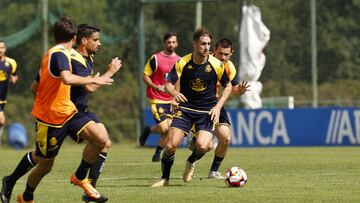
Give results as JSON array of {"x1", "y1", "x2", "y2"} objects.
[{"x1": 239, "y1": 4, "x2": 270, "y2": 109}]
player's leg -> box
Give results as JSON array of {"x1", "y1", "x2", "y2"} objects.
[
  {"x1": 17, "y1": 119, "x2": 68, "y2": 202},
  {"x1": 151, "y1": 127, "x2": 185, "y2": 187},
  {"x1": 68, "y1": 113, "x2": 107, "y2": 200},
  {"x1": 183, "y1": 130, "x2": 213, "y2": 183},
  {"x1": 208, "y1": 108, "x2": 231, "y2": 179},
  {"x1": 88, "y1": 123, "x2": 111, "y2": 187},
  {"x1": 152, "y1": 117, "x2": 172, "y2": 162},
  {"x1": 208, "y1": 124, "x2": 231, "y2": 179},
  {"x1": 139, "y1": 103, "x2": 171, "y2": 146},
  {"x1": 1, "y1": 151, "x2": 38, "y2": 203},
  {"x1": 82, "y1": 111, "x2": 111, "y2": 188},
  {"x1": 17, "y1": 157, "x2": 54, "y2": 202}
]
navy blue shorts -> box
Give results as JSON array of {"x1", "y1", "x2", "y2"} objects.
[
  {"x1": 68, "y1": 110, "x2": 101, "y2": 143},
  {"x1": 171, "y1": 107, "x2": 214, "y2": 135},
  {"x1": 151, "y1": 103, "x2": 172, "y2": 124},
  {"x1": 219, "y1": 107, "x2": 230, "y2": 126},
  {"x1": 35, "y1": 112, "x2": 93, "y2": 158}
]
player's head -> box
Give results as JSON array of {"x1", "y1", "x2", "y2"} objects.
[
  {"x1": 193, "y1": 27, "x2": 212, "y2": 58},
  {"x1": 76, "y1": 24, "x2": 101, "y2": 54},
  {"x1": 0, "y1": 40, "x2": 6, "y2": 58},
  {"x1": 214, "y1": 38, "x2": 233, "y2": 63},
  {"x1": 54, "y1": 16, "x2": 77, "y2": 44},
  {"x1": 163, "y1": 31, "x2": 178, "y2": 54}
]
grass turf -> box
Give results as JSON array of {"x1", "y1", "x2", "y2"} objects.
[{"x1": 1, "y1": 142, "x2": 360, "y2": 202}]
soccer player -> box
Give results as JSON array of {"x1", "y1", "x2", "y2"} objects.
[
  {"x1": 139, "y1": 32, "x2": 180, "y2": 162},
  {"x1": 0, "y1": 17, "x2": 118, "y2": 203},
  {"x1": 207, "y1": 38, "x2": 250, "y2": 179},
  {"x1": 31, "y1": 23, "x2": 120, "y2": 201},
  {"x1": 0, "y1": 40, "x2": 18, "y2": 145},
  {"x1": 69, "y1": 23, "x2": 121, "y2": 202},
  {"x1": 151, "y1": 27, "x2": 232, "y2": 187}
]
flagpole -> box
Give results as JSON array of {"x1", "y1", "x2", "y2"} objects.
[{"x1": 311, "y1": 0, "x2": 318, "y2": 107}]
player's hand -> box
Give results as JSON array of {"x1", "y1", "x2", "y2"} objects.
[
  {"x1": 209, "y1": 105, "x2": 221, "y2": 123},
  {"x1": 10, "y1": 75, "x2": 18, "y2": 84},
  {"x1": 108, "y1": 57, "x2": 122, "y2": 76},
  {"x1": 233, "y1": 81, "x2": 250, "y2": 95},
  {"x1": 93, "y1": 72, "x2": 100, "y2": 78},
  {"x1": 94, "y1": 75, "x2": 114, "y2": 85},
  {"x1": 156, "y1": 85, "x2": 165, "y2": 92},
  {"x1": 173, "y1": 91, "x2": 187, "y2": 103},
  {"x1": 170, "y1": 98, "x2": 179, "y2": 113}
]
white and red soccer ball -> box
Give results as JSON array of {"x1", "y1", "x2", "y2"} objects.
[{"x1": 224, "y1": 166, "x2": 248, "y2": 187}]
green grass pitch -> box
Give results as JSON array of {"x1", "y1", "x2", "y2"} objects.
[{"x1": 1, "y1": 142, "x2": 360, "y2": 202}]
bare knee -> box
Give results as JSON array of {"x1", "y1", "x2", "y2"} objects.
[
  {"x1": 158, "y1": 125, "x2": 169, "y2": 134},
  {"x1": 195, "y1": 143, "x2": 209, "y2": 154},
  {"x1": 218, "y1": 135, "x2": 231, "y2": 146},
  {"x1": 104, "y1": 139, "x2": 111, "y2": 150},
  {"x1": 165, "y1": 143, "x2": 177, "y2": 154}
]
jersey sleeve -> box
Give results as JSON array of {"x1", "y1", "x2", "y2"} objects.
[
  {"x1": 219, "y1": 67, "x2": 230, "y2": 87},
  {"x1": 71, "y1": 60, "x2": 90, "y2": 77},
  {"x1": 166, "y1": 58, "x2": 185, "y2": 84},
  {"x1": 210, "y1": 55, "x2": 229, "y2": 87},
  {"x1": 6, "y1": 58, "x2": 17, "y2": 75},
  {"x1": 50, "y1": 52, "x2": 71, "y2": 77},
  {"x1": 227, "y1": 61, "x2": 240, "y2": 86},
  {"x1": 166, "y1": 65, "x2": 178, "y2": 84},
  {"x1": 143, "y1": 55, "x2": 157, "y2": 76}
]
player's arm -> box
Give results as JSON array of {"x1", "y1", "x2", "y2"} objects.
[
  {"x1": 164, "y1": 65, "x2": 187, "y2": 103},
  {"x1": 10, "y1": 74, "x2": 18, "y2": 84},
  {"x1": 233, "y1": 80, "x2": 251, "y2": 95},
  {"x1": 9, "y1": 59, "x2": 18, "y2": 84},
  {"x1": 143, "y1": 75, "x2": 164, "y2": 92},
  {"x1": 170, "y1": 80, "x2": 181, "y2": 112},
  {"x1": 210, "y1": 81, "x2": 232, "y2": 122},
  {"x1": 84, "y1": 57, "x2": 122, "y2": 93},
  {"x1": 143, "y1": 55, "x2": 164, "y2": 92},
  {"x1": 51, "y1": 52, "x2": 113, "y2": 86},
  {"x1": 60, "y1": 70, "x2": 113, "y2": 86},
  {"x1": 209, "y1": 65, "x2": 232, "y2": 122},
  {"x1": 165, "y1": 81, "x2": 187, "y2": 103}
]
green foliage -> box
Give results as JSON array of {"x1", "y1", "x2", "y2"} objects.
[{"x1": 1, "y1": 0, "x2": 360, "y2": 141}]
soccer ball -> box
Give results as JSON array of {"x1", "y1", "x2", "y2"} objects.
[{"x1": 224, "y1": 166, "x2": 247, "y2": 187}]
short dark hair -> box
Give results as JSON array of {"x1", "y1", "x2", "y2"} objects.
[
  {"x1": 193, "y1": 27, "x2": 212, "y2": 42},
  {"x1": 215, "y1": 38, "x2": 233, "y2": 50},
  {"x1": 54, "y1": 16, "x2": 77, "y2": 43},
  {"x1": 163, "y1": 32, "x2": 177, "y2": 42},
  {"x1": 76, "y1": 24, "x2": 100, "y2": 44}
]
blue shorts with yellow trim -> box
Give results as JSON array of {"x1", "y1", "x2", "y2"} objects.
[
  {"x1": 35, "y1": 112, "x2": 92, "y2": 159},
  {"x1": 219, "y1": 107, "x2": 230, "y2": 125},
  {"x1": 151, "y1": 103, "x2": 172, "y2": 124},
  {"x1": 171, "y1": 107, "x2": 214, "y2": 135},
  {"x1": 68, "y1": 110, "x2": 101, "y2": 143}
]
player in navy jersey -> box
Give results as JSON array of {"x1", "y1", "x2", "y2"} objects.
[
  {"x1": 151, "y1": 27, "x2": 233, "y2": 187},
  {"x1": 69, "y1": 23, "x2": 121, "y2": 202},
  {"x1": 31, "y1": 24, "x2": 121, "y2": 202},
  {"x1": 0, "y1": 40, "x2": 18, "y2": 145},
  {"x1": 1, "y1": 17, "x2": 117, "y2": 203},
  {"x1": 2, "y1": 23, "x2": 121, "y2": 203}
]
